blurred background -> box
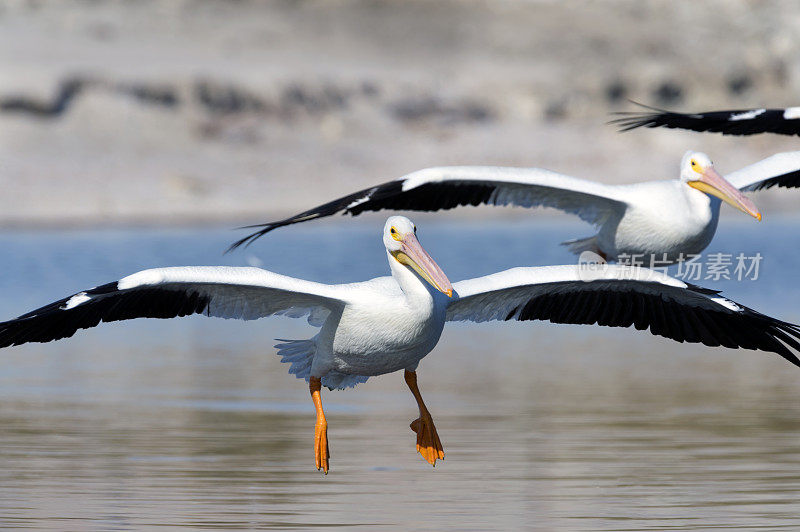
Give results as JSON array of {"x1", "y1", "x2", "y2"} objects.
[
  {"x1": 2, "y1": 0, "x2": 800, "y2": 226},
  {"x1": 2, "y1": 1, "x2": 800, "y2": 530}
]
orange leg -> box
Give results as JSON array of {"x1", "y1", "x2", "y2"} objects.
[
  {"x1": 404, "y1": 370, "x2": 445, "y2": 466},
  {"x1": 310, "y1": 376, "x2": 330, "y2": 474}
]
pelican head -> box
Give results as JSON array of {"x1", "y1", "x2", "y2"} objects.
[
  {"x1": 680, "y1": 151, "x2": 761, "y2": 221},
  {"x1": 384, "y1": 216, "x2": 453, "y2": 297}
]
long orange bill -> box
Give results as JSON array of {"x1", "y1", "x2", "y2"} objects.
[
  {"x1": 689, "y1": 166, "x2": 762, "y2": 221},
  {"x1": 394, "y1": 233, "x2": 453, "y2": 297}
]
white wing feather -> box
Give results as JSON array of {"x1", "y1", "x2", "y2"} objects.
[
  {"x1": 723, "y1": 151, "x2": 800, "y2": 191},
  {"x1": 0, "y1": 266, "x2": 349, "y2": 349},
  {"x1": 115, "y1": 266, "x2": 345, "y2": 325},
  {"x1": 403, "y1": 166, "x2": 629, "y2": 226},
  {"x1": 446, "y1": 264, "x2": 734, "y2": 323}
]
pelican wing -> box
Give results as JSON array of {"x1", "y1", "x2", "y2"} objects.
[
  {"x1": 719, "y1": 151, "x2": 800, "y2": 192},
  {"x1": 613, "y1": 104, "x2": 800, "y2": 137},
  {"x1": 229, "y1": 167, "x2": 628, "y2": 250},
  {"x1": 0, "y1": 266, "x2": 346, "y2": 347},
  {"x1": 447, "y1": 265, "x2": 800, "y2": 367}
]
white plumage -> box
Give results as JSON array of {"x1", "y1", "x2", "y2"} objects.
[
  {"x1": 3, "y1": 216, "x2": 800, "y2": 472},
  {"x1": 5, "y1": 216, "x2": 800, "y2": 380},
  {"x1": 230, "y1": 152, "x2": 799, "y2": 263},
  {"x1": 724, "y1": 151, "x2": 800, "y2": 191}
]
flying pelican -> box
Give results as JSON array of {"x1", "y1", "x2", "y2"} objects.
[
  {"x1": 228, "y1": 152, "x2": 800, "y2": 263},
  {"x1": 2, "y1": 216, "x2": 800, "y2": 473},
  {"x1": 612, "y1": 102, "x2": 800, "y2": 137}
]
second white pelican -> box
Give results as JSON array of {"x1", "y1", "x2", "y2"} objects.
[
  {"x1": 2, "y1": 216, "x2": 799, "y2": 473},
  {"x1": 229, "y1": 152, "x2": 800, "y2": 263}
]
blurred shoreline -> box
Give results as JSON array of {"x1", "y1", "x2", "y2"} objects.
[{"x1": 2, "y1": 0, "x2": 800, "y2": 228}]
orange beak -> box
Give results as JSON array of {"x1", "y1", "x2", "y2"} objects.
[
  {"x1": 393, "y1": 232, "x2": 453, "y2": 297},
  {"x1": 689, "y1": 166, "x2": 761, "y2": 221}
]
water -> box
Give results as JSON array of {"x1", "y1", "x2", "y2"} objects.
[{"x1": 0, "y1": 215, "x2": 799, "y2": 530}]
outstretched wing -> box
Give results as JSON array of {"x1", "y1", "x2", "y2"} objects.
[
  {"x1": 229, "y1": 166, "x2": 628, "y2": 250},
  {"x1": 612, "y1": 103, "x2": 800, "y2": 137},
  {"x1": 0, "y1": 266, "x2": 346, "y2": 348},
  {"x1": 719, "y1": 151, "x2": 800, "y2": 191},
  {"x1": 447, "y1": 265, "x2": 800, "y2": 367}
]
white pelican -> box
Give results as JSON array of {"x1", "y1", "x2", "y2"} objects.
[
  {"x1": 229, "y1": 152, "x2": 800, "y2": 263},
  {"x1": 613, "y1": 102, "x2": 800, "y2": 137},
  {"x1": 2, "y1": 216, "x2": 800, "y2": 473}
]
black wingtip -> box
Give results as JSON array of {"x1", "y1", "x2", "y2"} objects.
[
  {"x1": 224, "y1": 239, "x2": 246, "y2": 255},
  {"x1": 607, "y1": 101, "x2": 674, "y2": 132},
  {"x1": 225, "y1": 225, "x2": 276, "y2": 254},
  {"x1": 222, "y1": 183, "x2": 392, "y2": 253},
  {"x1": 770, "y1": 324, "x2": 800, "y2": 369}
]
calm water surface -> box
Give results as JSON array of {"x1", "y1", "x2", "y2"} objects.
[{"x1": 0, "y1": 216, "x2": 799, "y2": 530}]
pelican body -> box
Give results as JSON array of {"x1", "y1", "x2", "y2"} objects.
[
  {"x1": 309, "y1": 219, "x2": 451, "y2": 385},
  {"x1": 590, "y1": 176, "x2": 721, "y2": 262},
  {"x1": 3, "y1": 216, "x2": 800, "y2": 473},
  {"x1": 320, "y1": 278, "x2": 444, "y2": 379},
  {"x1": 230, "y1": 151, "x2": 800, "y2": 264}
]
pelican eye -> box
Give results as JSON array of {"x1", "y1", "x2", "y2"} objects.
[
  {"x1": 390, "y1": 226, "x2": 402, "y2": 241},
  {"x1": 690, "y1": 159, "x2": 700, "y2": 172}
]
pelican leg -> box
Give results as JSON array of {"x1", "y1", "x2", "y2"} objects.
[
  {"x1": 310, "y1": 376, "x2": 330, "y2": 474},
  {"x1": 404, "y1": 369, "x2": 445, "y2": 466}
]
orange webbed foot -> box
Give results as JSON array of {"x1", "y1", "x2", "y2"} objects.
[
  {"x1": 310, "y1": 376, "x2": 330, "y2": 474},
  {"x1": 314, "y1": 419, "x2": 330, "y2": 474},
  {"x1": 410, "y1": 413, "x2": 444, "y2": 466}
]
